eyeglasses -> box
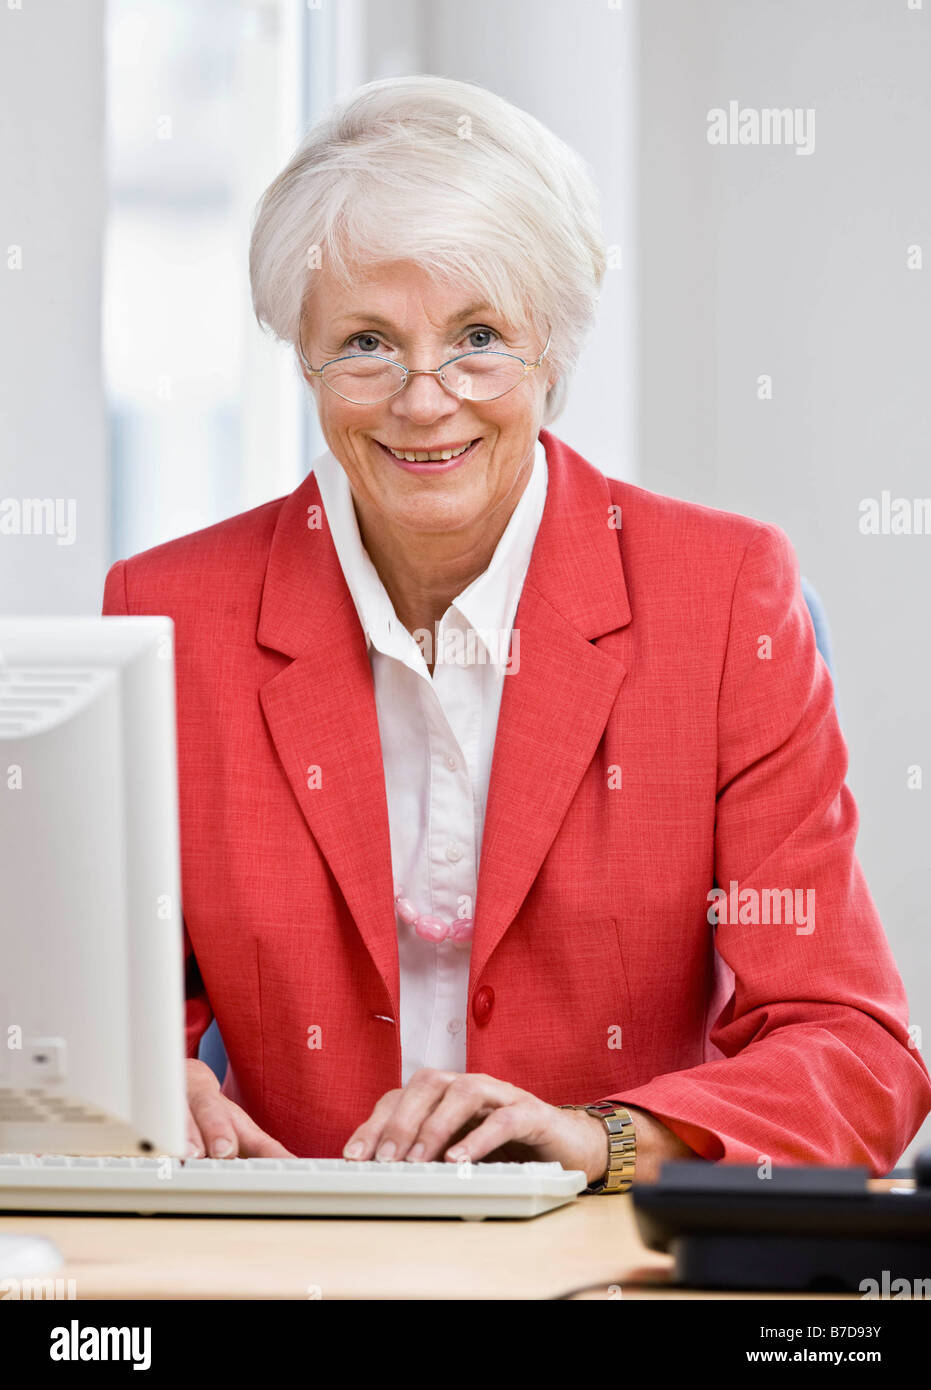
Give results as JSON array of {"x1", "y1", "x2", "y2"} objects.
[{"x1": 298, "y1": 322, "x2": 551, "y2": 405}]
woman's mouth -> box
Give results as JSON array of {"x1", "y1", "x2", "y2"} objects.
[{"x1": 373, "y1": 437, "x2": 481, "y2": 473}]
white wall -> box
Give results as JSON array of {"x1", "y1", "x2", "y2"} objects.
[
  {"x1": 0, "y1": 0, "x2": 107, "y2": 615},
  {"x1": 639, "y1": 0, "x2": 931, "y2": 1161}
]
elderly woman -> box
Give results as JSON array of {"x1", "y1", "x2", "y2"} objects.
[{"x1": 104, "y1": 74, "x2": 929, "y2": 1192}]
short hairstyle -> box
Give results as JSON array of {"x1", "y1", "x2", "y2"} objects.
[{"x1": 249, "y1": 74, "x2": 606, "y2": 424}]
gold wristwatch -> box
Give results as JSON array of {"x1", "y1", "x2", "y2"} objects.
[{"x1": 559, "y1": 1100, "x2": 637, "y2": 1193}]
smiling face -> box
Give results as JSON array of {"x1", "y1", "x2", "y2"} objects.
[{"x1": 299, "y1": 259, "x2": 555, "y2": 543}]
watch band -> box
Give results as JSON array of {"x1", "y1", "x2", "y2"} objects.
[{"x1": 559, "y1": 1100, "x2": 637, "y2": 1193}]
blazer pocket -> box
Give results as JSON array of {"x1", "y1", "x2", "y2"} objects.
[{"x1": 504, "y1": 911, "x2": 639, "y2": 1096}]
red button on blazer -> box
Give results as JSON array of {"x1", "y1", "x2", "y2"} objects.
[
  {"x1": 472, "y1": 986, "x2": 495, "y2": 1026},
  {"x1": 102, "y1": 428, "x2": 931, "y2": 1170}
]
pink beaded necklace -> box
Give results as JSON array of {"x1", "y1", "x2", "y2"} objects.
[{"x1": 393, "y1": 882, "x2": 474, "y2": 947}]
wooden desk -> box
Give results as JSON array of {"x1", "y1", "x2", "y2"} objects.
[{"x1": 0, "y1": 1178, "x2": 903, "y2": 1300}]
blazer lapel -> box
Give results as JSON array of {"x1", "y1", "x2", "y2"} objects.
[
  {"x1": 256, "y1": 471, "x2": 401, "y2": 1015},
  {"x1": 468, "y1": 430, "x2": 632, "y2": 991}
]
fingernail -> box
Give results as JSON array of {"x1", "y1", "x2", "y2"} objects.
[
  {"x1": 343, "y1": 1141, "x2": 363, "y2": 1158},
  {"x1": 407, "y1": 1143, "x2": 424, "y2": 1162},
  {"x1": 446, "y1": 1146, "x2": 466, "y2": 1159},
  {"x1": 212, "y1": 1139, "x2": 232, "y2": 1157},
  {"x1": 186, "y1": 1143, "x2": 200, "y2": 1159},
  {"x1": 376, "y1": 1141, "x2": 396, "y2": 1161}
]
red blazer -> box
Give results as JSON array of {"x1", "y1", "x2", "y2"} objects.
[{"x1": 102, "y1": 428, "x2": 931, "y2": 1172}]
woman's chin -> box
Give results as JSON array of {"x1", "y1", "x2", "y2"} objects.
[{"x1": 385, "y1": 497, "x2": 482, "y2": 535}]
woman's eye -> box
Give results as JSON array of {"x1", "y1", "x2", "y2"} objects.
[
  {"x1": 465, "y1": 327, "x2": 498, "y2": 350},
  {"x1": 346, "y1": 333, "x2": 383, "y2": 354}
]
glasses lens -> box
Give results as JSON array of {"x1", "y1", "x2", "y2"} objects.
[
  {"x1": 443, "y1": 352, "x2": 525, "y2": 401},
  {"x1": 322, "y1": 357, "x2": 406, "y2": 403}
]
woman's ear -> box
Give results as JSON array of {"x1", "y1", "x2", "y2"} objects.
[
  {"x1": 297, "y1": 349, "x2": 314, "y2": 385},
  {"x1": 296, "y1": 300, "x2": 315, "y2": 380}
]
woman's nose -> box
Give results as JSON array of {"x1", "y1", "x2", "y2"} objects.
[{"x1": 389, "y1": 371, "x2": 462, "y2": 423}]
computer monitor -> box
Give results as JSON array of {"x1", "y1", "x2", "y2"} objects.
[{"x1": 0, "y1": 616, "x2": 187, "y2": 1159}]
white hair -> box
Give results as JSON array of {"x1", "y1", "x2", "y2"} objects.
[{"x1": 249, "y1": 74, "x2": 606, "y2": 425}]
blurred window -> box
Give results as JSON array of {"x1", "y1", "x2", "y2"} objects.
[{"x1": 104, "y1": 0, "x2": 322, "y2": 559}]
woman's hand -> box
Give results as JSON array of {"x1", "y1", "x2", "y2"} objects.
[
  {"x1": 341, "y1": 1070, "x2": 699, "y2": 1183},
  {"x1": 184, "y1": 1058, "x2": 294, "y2": 1159},
  {"x1": 341, "y1": 1069, "x2": 613, "y2": 1183}
]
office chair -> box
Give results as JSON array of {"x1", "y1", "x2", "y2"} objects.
[{"x1": 801, "y1": 576, "x2": 835, "y2": 680}]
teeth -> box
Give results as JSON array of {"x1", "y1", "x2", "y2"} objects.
[{"x1": 383, "y1": 441, "x2": 474, "y2": 462}]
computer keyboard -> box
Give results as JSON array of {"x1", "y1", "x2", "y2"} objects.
[{"x1": 0, "y1": 1153, "x2": 587, "y2": 1220}]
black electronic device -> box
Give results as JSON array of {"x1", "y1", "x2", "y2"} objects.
[{"x1": 631, "y1": 1147, "x2": 931, "y2": 1292}]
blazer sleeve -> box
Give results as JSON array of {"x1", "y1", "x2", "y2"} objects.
[
  {"x1": 102, "y1": 558, "x2": 214, "y2": 1060},
  {"x1": 612, "y1": 522, "x2": 931, "y2": 1173}
]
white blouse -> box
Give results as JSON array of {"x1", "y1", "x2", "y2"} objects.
[{"x1": 313, "y1": 438, "x2": 548, "y2": 1084}]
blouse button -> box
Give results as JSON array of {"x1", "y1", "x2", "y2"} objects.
[
  {"x1": 445, "y1": 842, "x2": 463, "y2": 862},
  {"x1": 472, "y1": 985, "x2": 495, "y2": 1026}
]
